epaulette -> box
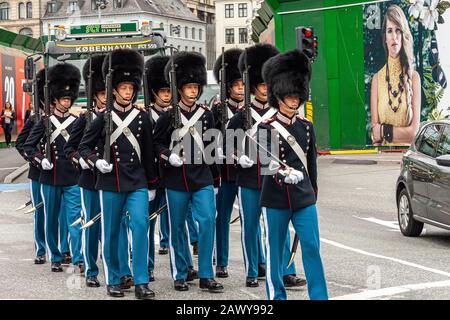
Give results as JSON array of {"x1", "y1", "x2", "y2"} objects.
[
  {"x1": 297, "y1": 115, "x2": 312, "y2": 123},
  {"x1": 199, "y1": 103, "x2": 211, "y2": 112}
]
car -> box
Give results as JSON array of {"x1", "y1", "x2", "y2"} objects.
[{"x1": 396, "y1": 120, "x2": 450, "y2": 236}]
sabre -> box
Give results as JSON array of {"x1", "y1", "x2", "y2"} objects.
[
  {"x1": 149, "y1": 204, "x2": 168, "y2": 221},
  {"x1": 81, "y1": 213, "x2": 101, "y2": 230},
  {"x1": 24, "y1": 202, "x2": 44, "y2": 214},
  {"x1": 230, "y1": 215, "x2": 240, "y2": 225},
  {"x1": 16, "y1": 200, "x2": 32, "y2": 211},
  {"x1": 70, "y1": 211, "x2": 85, "y2": 227},
  {"x1": 287, "y1": 234, "x2": 299, "y2": 268}
]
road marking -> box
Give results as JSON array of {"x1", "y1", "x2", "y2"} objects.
[
  {"x1": 0, "y1": 183, "x2": 29, "y2": 192},
  {"x1": 331, "y1": 279, "x2": 450, "y2": 300},
  {"x1": 320, "y1": 238, "x2": 450, "y2": 278},
  {"x1": 240, "y1": 289, "x2": 261, "y2": 299},
  {"x1": 0, "y1": 167, "x2": 19, "y2": 171},
  {"x1": 353, "y1": 216, "x2": 400, "y2": 231}
]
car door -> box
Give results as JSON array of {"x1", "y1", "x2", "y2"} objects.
[
  {"x1": 409, "y1": 124, "x2": 442, "y2": 217},
  {"x1": 427, "y1": 124, "x2": 450, "y2": 226}
]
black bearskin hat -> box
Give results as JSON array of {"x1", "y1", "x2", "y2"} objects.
[
  {"x1": 145, "y1": 55, "x2": 170, "y2": 103},
  {"x1": 36, "y1": 68, "x2": 46, "y2": 109},
  {"x1": 83, "y1": 54, "x2": 106, "y2": 97},
  {"x1": 48, "y1": 63, "x2": 81, "y2": 102},
  {"x1": 164, "y1": 51, "x2": 207, "y2": 93},
  {"x1": 262, "y1": 49, "x2": 311, "y2": 109},
  {"x1": 238, "y1": 44, "x2": 279, "y2": 94},
  {"x1": 102, "y1": 49, "x2": 144, "y2": 102},
  {"x1": 213, "y1": 48, "x2": 243, "y2": 98}
]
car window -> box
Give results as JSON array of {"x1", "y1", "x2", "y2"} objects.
[
  {"x1": 436, "y1": 125, "x2": 450, "y2": 157},
  {"x1": 418, "y1": 124, "x2": 442, "y2": 158}
]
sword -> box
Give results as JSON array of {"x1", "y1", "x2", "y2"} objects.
[
  {"x1": 16, "y1": 200, "x2": 32, "y2": 211},
  {"x1": 230, "y1": 215, "x2": 240, "y2": 225},
  {"x1": 24, "y1": 202, "x2": 44, "y2": 214},
  {"x1": 70, "y1": 210, "x2": 85, "y2": 227},
  {"x1": 287, "y1": 234, "x2": 299, "y2": 268},
  {"x1": 81, "y1": 213, "x2": 101, "y2": 230},
  {"x1": 149, "y1": 204, "x2": 168, "y2": 221}
]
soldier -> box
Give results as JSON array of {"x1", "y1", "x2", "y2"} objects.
[
  {"x1": 23, "y1": 63, "x2": 84, "y2": 273},
  {"x1": 78, "y1": 48, "x2": 158, "y2": 299},
  {"x1": 258, "y1": 49, "x2": 328, "y2": 300},
  {"x1": 16, "y1": 68, "x2": 46, "y2": 265},
  {"x1": 153, "y1": 51, "x2": 223, "y2": 293},
  {"x1": 211, "y1": 48, "x2": 244, "y2": 278},
  {"x1": 63, "y1": 54, "x2": 133, "y2": 288}
]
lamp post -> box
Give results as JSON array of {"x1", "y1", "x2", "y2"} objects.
[{"x1": 96, "y1": 0, "x2": 108, "y2": 22}]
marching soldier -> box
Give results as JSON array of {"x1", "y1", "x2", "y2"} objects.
[
  {"x1": 211, "y1": 48, "x2": 244, "y2": 278},
  {"x1": 153, "y1": 51, "x2": 223, "y2": 293},
  {"x1": 16, "y1": 68, "x2": 47, "y2": 265},
  {"x1": 23, "y1": 63, "x2": 84, "y2": 273},
  {"x1": 78, "y1": 48, "x2": 158, "y2": 299},
  {"x1": 258, "y1": 50, "x2": 328, "y2": 300},
  {"x1": 63, "y1": 54, "x2": 132, "y2": 288}
]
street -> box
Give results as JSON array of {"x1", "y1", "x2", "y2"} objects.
[{"x1": 1, "y1": 153, "x2": 449, "y2": 300}]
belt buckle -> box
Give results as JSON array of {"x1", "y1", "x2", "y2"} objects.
[
  {"x1": 123, "y1": 127, "x2": 131, "y2": 136},
  {"x1": 61, "y1": 129, "x2": 68, "y2": 138},
  {"x1": 287, "y1": 135, "x2": 295, "y2": 145}
]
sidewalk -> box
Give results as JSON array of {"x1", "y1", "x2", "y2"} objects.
[{"x1": 319, "y1": 151, "x2": 404, "y2": 165}]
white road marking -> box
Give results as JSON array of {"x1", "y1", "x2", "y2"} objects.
[
  {"x1": 320, "y1": 238, "x2": 450, "y2": 278},
  {"x1": 240, "y1": 289, "x2": 261, "y2": 299},
  {"x1": 0, "y1": 167, "x2": 19, "y2": 171},
  {"x1": 353, "y1": 216, "x2": 400, "y2": 231},
  {"x1": 331, "y1": 279, "x2": 450, "y2": 300}
]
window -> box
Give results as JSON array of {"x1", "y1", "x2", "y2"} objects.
[
  {"x1": 19, "y1": 2, "x2": 26, "y2": 19},
  {"x1": 159, "y1": 22, "x2": 164, "y2": 30},
  {"x1": 418, "y1": 125, "x2": 443, "y2": 157},
  {"x1": 192, "y1": 27, "x2": 195, "y2": 40},
  {"x1": 436, "y1": 126, "x2": 450, "y2": 157},
  {"x1": 239, "y1": 28, "x2": 248, "y2": 43},
  {"x1": 0, "y1": 2, "x2": 10, "y2": 20},
  {"x1": 199, "y1": 47, "x2": 202, "y2": 54},
  {"x1": 238, "y1": 3, "x2": 247, "y2": 17},
  {"x1": 170, "y1": 24, "x2": 173, "y2": 36},
  {"x1": 19, "y1": 27, "x2": 33, "y2": 37},
  {"x1": 225, "y1": 4, "x2": 233, "y2": 18},
  {"x1": 26, "y1": 2, "x2": 32, "y2": 18},
  {"x1": 68, "y1": 1, "x2": 79, "y2": 12},
  {"x1": 47, "y1": 1, "x2": 57, "y2": 13},
  {"x1": 114, "y1": 0, "x2": 123, "y2": 8},
  {"x1": 199, "y1": 28, "x2": 203, "y2": 40},
  {"x1": 225, "y1": 28, "x2": 234, "y2": 44},
  {"x1": 185, "y1": 26, "x2": 188, "y2": 38}
]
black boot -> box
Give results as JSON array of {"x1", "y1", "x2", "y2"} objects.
[
  {"x1": 174, "y1": 279, "x2": 189, "y2": 291},
  {"x1": 86, "y1": 276, "x2": 100, "y2": 287},
  {"x1": 34, "y1": 255, "x2": 46, "y2": 264},
  {"x1": 75, "y1": 262, "x2": 85, "y2": 275},
  {"x1": 61, "y1": 253, "x2": 72, "y2": 265},
  {"x1": 216, "y1": 266, "x2": 229, "y2": 278},
  {"x1": 120, "y1": 275, "x2": 134, "y2": 289},
  {"x1": 257, "y1": 263, "x2": 266, "y2": 279},
  {"x1": 246, "y1": 277, "x2": 259, "y2": 287},
  {"x1": 199, "y1": 278, "x2": 224, "y2": 293},
  {"x1": 135, "y1": 284, "x2": 155, "y2": 300},
  {"x1": 158, "y1": 247, "x2": 169, "y2": 255},
  {"x1": 283, "y1": 274, "x2": 307, "y2": 287},
  {"x1": 51, "y1": 262, "x2": 63, "y2": 272},
  {"x1": 186, "y1": 267, "x2": 198, "y2": 282},
  {"x1": 107, "y1": 285, "x2": 124, "y2": 297}
]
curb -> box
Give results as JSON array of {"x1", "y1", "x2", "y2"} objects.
[
  {"x1": 4, "y1": 163, "x2": 28, "y2": 183},
  {"x1": 326, "y1": 157, "x2": 402, "y2": 166}
]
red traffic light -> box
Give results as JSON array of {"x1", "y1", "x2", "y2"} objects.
[{"x1": 302, "y1": 28, "x2": 313, "y2": 38}]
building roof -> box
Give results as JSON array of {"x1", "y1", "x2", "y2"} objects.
[{"x1": 42, "y1": 0, "x2": 202, "y2": 22}]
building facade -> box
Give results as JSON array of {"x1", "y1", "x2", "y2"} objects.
[{"x1": 0, "y1": 0, "x2": 49, "y2": 38}]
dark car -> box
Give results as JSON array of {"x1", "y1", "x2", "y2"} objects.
[{"x1": 396, "y1": 120, "x2": 450, "y2": 236}]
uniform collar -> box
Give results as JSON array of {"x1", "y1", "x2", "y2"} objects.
[
  {"x1": 178, "y1": 100, "x2": 198, "y2": 113},
  {"x1": 252, "y1": 98, "x2": 269, "y2": 110},
  {"x1": 227, "y1": 98, "x2": 244, "y2": 109},
  {"x1": 53, "y1": 109, "x2": 70, "y2": 118},
  {"x1": 276, "y1": 111, "x2": 297, "y2": 125},
  {"x1": 113, "y1": 101, "x2": 133, "y2": 113},
  {"x1": 153, "y1": 103, "x2": 169, "y2": 113}
]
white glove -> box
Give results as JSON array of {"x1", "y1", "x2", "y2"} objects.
[
  {"x1": 148, "y1": 189, "x2": 156, "y2": 202},
  {"x1": 95, "y1": 159, "x2": 113, "y2": 173},
  {"x1": 238, "y1": 155, "x2": 254, "y2": 168},
  {"x1": 214, "y1": 187, "x2": 219, "y2": 196},
  {"x1": 79, "y1": 157, "x2": 90, "y2": 170},
  {"x1": 284, "y1": 169, "x2": 304, "y2": 185},
  {"x1": 169, "y1": 153, "x2": 183, "y2": 167},
  {"x1": 41, "y1": 158, "x2": 53, "y2": 170},
  {"x1": 217, "y1": 147, "x2": 226, "y2": 160}
]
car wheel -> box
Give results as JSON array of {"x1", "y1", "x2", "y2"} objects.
[{"x1": 397, "y1": 188, "x2": 424, "y2": 237}]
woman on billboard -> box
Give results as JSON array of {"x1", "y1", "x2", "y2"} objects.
[{"x1": 370, "y1": 5, "x2": 421, "y2": 145}]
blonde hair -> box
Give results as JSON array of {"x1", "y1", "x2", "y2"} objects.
[{"x1": 382, "y1": 5, "x2": 414, "y2": 124}]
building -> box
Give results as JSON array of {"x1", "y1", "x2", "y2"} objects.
[
  {"x1": 41, "y1": 0, "x2": 207, "y2": 57},
  {"x1": 0, "y1": 0, "x2": 49, "y2": 38},
  {"x1": 215, "y1": 0, "x2": 263, "y2": 56},
  {"x1": 182, "y1": 0, "x2": 216, "y2": 68}
]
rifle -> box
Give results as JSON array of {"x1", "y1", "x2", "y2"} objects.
[
  {"x1": 43, "y1": 59, "x2": 51, "y2": 161},
  {"x1": 242, "y1": 49, "x2": 252, "y2": 131},
  {"x1": 84, "y1": 55, "x2": 94, "y2": 132},
  {"x1": 168, "y1": 55, "x2": 182, "y2": 130},
  {"x1": 103, "y1": 54, "x2": 113, "y2": 163},
  {"x1": 142, "y1": 54, "x2": 152, "y2": 123},
  {"x1": 218, "y1": 47, "x2": 228, "y2": 135}
]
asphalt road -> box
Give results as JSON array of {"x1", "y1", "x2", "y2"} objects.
[
  {"x1": 0, "y1": 148, "x2": 26, "y2": 182},
  {"x1": 1, "y1": 156, "x2": 449, "y2": 300}
]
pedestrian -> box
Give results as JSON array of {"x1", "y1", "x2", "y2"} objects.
[{"x1": 1, "y1": 101, "x2": 16, "y2": 147}]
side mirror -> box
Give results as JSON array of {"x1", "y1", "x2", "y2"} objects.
[{"x1": 436, "y1": 154, "x2": 450, "y2": 167}]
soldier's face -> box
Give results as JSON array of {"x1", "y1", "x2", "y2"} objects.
[
  {"x1": 279, "y1": 95, "x2": 301, "y2": 116},
  {"x1": 114, "y1": 82, "x2": 134, "y2": 104},
  {"x1": 254, "y1": 83, "x2": 268, "y2": 102},
  {"x1": 157, "y1": 88, "x2": 172, "y2": 103},
  {"x1": 95, "y1": 91, "x2": 106, "y2": 110},
  {"x1": 57, "y1": 97, "x2": 72, "y2": 111},
  {"x1": 180, "y1": 83, "x2": 199, "y2": 105},
  {"x1": 229, "y1": 80, "x2": 244, "y2": 101}
]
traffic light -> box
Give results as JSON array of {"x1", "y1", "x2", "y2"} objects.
[{"x1": 296, "y1": 27, "x2": 318, "y2": 61}]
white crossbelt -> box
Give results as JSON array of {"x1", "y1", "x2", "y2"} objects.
[
  {"x1": 151, "y1": 109, "x2": 159, "y2": 123},
  {"x1": 248, "y1": 108, "x2": 277, "y2": 138},
  {"x1": 110, "y1": 108, "x2": 141, "y2": 160},
  {"x1": 49, "y1": 115, "x2": 76, "y2": 143},
  {"x1": 270, "y1": 120, "x2": 309, "y2": 175},
  {"x1": 170, "y1": 107, "x2": 206, "y2": 151}
]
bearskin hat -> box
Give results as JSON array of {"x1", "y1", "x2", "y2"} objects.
[
  {"x1": 238, "y1": 44, "x2": 279, "y2": 94},
  {"x1": 213, "y1": 48, "x2": 243, "y2": 98},
  {"x1": 164, "y1": 51, "x2": 207, "y2": 93},
  {"x1": 83, "y1": 54, "x2": 106, "y2": 96},
  {"x1": 48, "y1": 63, "x2": 81, "y2": 102},
  {"x1": 36, "y1": 68, "x2": 46, "y2": 109},
  {"x1": 262, "y1": 49, "x2": 311, "y2": 109},
  {"x1": 102, "y1": 49, "x2": 144, "y2": 102},
  {"x1": 145, "y1": 55, "x2": 170, "y2": 103}
]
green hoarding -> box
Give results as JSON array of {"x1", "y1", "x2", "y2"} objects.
[{"x1": 70, "y1": 22, "x2": 138, "y2": 35}]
